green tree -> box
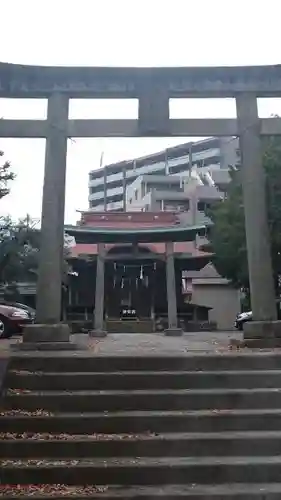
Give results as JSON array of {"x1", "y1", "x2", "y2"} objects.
[
  {"x1": 207, "y1": 137, "x2": 281, "y2": 294},
  {"x1": 0, "y1": 150, "x2": 22, "y2": 288},
  {"x1": 0, "y1": 215, "x2": 39, "y2": 285},
  {"x1": 0, "y1": 150, "x2": 73, "y2": 303},
  {"x1": 0, "y1": 149, "x2": 15, "y2": 199}
]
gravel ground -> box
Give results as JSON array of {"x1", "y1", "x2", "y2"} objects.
[
  {"x1": 76, "y1": 331, "x2": 243, "y2": 355},
  {"x1": 83, "y1": 332, "x2": 241, "y2": 355},
  {"x1": 0, "y1": 331, "x2": 243, "y2": 357}
]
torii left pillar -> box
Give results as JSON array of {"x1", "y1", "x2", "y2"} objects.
[{"x1": 20, "y1": 93, "x2": 78, "y2": 350}]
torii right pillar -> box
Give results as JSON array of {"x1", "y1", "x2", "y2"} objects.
[
  {"x1": 236, "y1": 94, "x2": 281, "y2": 347},
  {"x1": 164, "y1": 241, "x2": 183, "y2": 337}
]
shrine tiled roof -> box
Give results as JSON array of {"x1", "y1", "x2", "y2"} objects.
[
  {"x1": 64, "y1": 223, "x2": 206, "y2": 244},
  {"x1": 71, "y1": 242, "x2": 211, "y2": 259},
  {"x1": 78, "y1": 211, "x2": 194, "y2": 229}
]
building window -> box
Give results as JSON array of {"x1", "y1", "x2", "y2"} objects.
[
  {"x1": 134, "y1": 189, "x2": 138, "y2": 200},
  {"x1": 197, "y1": 201, "x2": 205, "y2": 211}
]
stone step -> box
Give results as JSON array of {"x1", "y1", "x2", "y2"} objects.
[
  {"x1": 4, "y1": 388, "x2": 281, "y2": 412},
  {"x1": 3, "y1": 456, "x2": 281, "y2": 484},
  {"x1": 3, "y1": 431, "x2": 281, "y2": 459},
  {"x1": 9, "y1": 352, "x2": 281, "y2": 373},
  {"x1": 0, "y1": 358, "x2": 9, "y2": 391},
  {"x1": 3, "y1": 483, "x2": 281, "y2": 500},
  {"x1": 106, "y1": 320, "x2": 154, "y2": 334},
  {"x1": 1, "y1": 409, "x2": 279, "y2": 434},
  {"x1": 6, "y1": 370, "x2": 281, "y2": 391}
]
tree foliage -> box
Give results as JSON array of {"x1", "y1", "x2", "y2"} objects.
[
  {"x1": 0, "y1": 217, "x2": 74, "y2": 289},
  {"x1": 0, "y1": 150, "x2": 15, "y2": 200},
  {"x1": 0, "y1": 215, "x2": 39, "y2": 284},
  {"x1": 0, "y1": 149, "x2": 73, "y2": 299},
  {"x1": 207, "y1": 136, "x2": 281, "y2": 291}
]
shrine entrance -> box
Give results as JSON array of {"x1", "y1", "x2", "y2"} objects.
[
  {"x1": 65, "y1": 215, "x2": 210, "y2": 335},
  {"x1": 105, "y1": 246, "x2": 160, "y2": 321}
]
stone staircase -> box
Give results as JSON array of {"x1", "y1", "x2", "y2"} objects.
[{"x1": 2, "y1": 352, "x2": 281, "y2": 498}]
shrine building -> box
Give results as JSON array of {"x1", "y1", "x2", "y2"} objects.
[{"x1": 64, "y1": 211, "x2": 211, "y2": 335}]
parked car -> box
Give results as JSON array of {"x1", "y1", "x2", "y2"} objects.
[
  {"x1": 0, "y1": 304, "x2": 34, "y2": 339},
  {"x1": 235, "y1": 311, "x2": 253, "y2": 330},
  {"x1": 0, "y1": 301, "x2": 35, "y2": 320}
]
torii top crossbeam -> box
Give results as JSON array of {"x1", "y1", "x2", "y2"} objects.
[{"x1": 0, "y1": 62, "x2": 281, "y2": 98}]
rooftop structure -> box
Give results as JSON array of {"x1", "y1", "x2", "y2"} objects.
[{"x1": 126, "y1": 173, "x2": 225, "y2": 213}]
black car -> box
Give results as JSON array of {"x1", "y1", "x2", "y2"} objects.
[
  {"x1": 0, "y1": 303, "x2": 34, "y2": 339},
  {"x1": 234, "y1": 311, "x2": 253, "y2": 330},
  {"x1": 0, "y1": 301, "x2": 35, "y2": 321}
]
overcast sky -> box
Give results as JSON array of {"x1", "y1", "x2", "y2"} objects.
[{"x1": 0, "y1": 0, "x2": 281, "y2": 223}]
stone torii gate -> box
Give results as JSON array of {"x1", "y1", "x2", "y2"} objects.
[{"x1": 1, "y1": 62, "x2": 281, "y2": 347}]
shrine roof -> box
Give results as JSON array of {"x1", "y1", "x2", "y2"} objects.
[
  {"x1": 71, "y1": 242, "x2": 211, "y2": 259},
  {"x1": 78, "y1": 210, "x2": 188, "y2": 227},
  {"x1": 64, "y1": 223, "x2": 206, "y2": 244}
]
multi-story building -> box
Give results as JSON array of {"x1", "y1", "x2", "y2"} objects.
[{"x1": 88, "y1": 137, "x2": 239, "y2": 212}]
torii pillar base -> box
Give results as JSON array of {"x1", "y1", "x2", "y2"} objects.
[
  {"x1": 242, "y1": 321, "x2": 281, "y2": 348},
  {"x1": 164, "y1": 328, "x2": 184, "y2": 337},
  {"x1": 12, "y1": 324, "x2": 86, "y2": 351}
]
